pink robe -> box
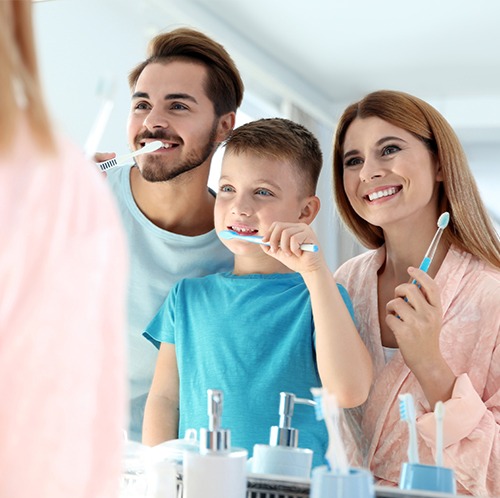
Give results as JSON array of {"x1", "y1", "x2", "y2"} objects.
[
  {"x1": 0, "y1": 126, "x2": 128, "y2": 498},
  {"x1": 335, "y1": 245, "x2": 500, "y2": 496}
]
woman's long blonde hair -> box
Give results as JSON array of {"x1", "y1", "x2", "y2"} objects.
[
  {"x1": 0, "y1": 0, "x2": 55, "y2": 153},
  {"x1": 332, "y1": 90, "x2": 500, "y2": 268}
]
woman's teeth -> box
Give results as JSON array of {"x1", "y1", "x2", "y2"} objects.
[{"x1": 368, "y1": 187, "x2": 399, "y2": 201}]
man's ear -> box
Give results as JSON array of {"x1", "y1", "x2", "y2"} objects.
[
  {"x1": 216, "y1": 112, "x2": 236, "y2": 142},
  {"x1": 299, "y1": 195, "x2": 321, "y2": 224}
]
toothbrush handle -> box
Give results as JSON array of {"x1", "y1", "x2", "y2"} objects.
[
  {"x1": 408, "y1": 423, "x2": 420, "y2": 464},
  {"x1": 299, "y1": 243, "x2": 319, "y2": 253},
  {"x1": 242, "y1": 236, "x2": 318, "y2": 252},
  {"x1": 411, "y1": 256, "x2": 432, "y2": 285},
  {"x1": 97, "y1": 151, "x2": 140, "y2": 171}
]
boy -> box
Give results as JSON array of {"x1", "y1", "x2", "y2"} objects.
[{"x1": 142, "y1": 118, "x2": 372, "y2": 466}]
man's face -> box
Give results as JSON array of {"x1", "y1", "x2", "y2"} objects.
[{"x1": 127, "y1": 60, "x2": 224, "y2": 182}]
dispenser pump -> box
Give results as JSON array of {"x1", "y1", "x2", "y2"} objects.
[
  {"x1": 200, "y1": 389, "x2": 231, "y2": 453},
  {"x1": 269, "y1": 392, "x2": 316, "y2": 448}
]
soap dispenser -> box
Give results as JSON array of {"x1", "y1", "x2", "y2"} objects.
[
  {"x1": 183, "y1": 389, "x2": 248, "y2": 498},
  {"x1": 251, "y1": 391, "x2": 315, "y2": 478}
]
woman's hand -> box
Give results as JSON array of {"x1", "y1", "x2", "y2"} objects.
[
  {"x1": 386, "y1": 266, "x2": 456, "y2": 406},
  {"x1": 386, "y1": 267, "x2": 443, "y2": 371}
]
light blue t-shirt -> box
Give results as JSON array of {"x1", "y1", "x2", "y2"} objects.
[
  {"x1": 144, "y1": 271, "x2": 355, "y2": 468},
  {"x1": 106, "y1": 165, "x2": 233, "y2": 441}
]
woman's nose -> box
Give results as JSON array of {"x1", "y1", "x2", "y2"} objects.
[{"x1": 359, "y1": 158, "x2": 384, "y2": 183}]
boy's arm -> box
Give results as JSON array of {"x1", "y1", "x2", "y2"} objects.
[
  {"x1": 263, "y1": 221, "x2": 373, "y2": 408},
  {"x1": 302, "y1": 267, "x2": 373, "y2": 408},
  {"x1": 142, "y1": 342, "x2": 179, "y2": 446}
]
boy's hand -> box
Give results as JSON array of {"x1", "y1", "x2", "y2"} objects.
[{"x1": 261, "y1": 222, "x2": 324, "y2": 273}]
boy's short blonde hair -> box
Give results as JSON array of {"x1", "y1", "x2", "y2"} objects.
[{"x1": 223, "y1": 118, "x2": 323, "y2": 196}]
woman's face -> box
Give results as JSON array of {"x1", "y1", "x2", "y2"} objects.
[{"x1": 341, "y1": 116, "x2": 442, "y2": 231}]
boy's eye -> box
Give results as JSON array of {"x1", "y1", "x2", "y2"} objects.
[
  {"x1": 255, "y1": 188, "x2": 273, "y2": 196},
  {"x1": 219, "y1": 185, "x2": 235, "y2": 193}
]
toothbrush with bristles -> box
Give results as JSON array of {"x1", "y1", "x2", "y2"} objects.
[
  {"x1": 399, "y1": 393, "x2": 419, "y2": 464},
  {"x1": 311, "y1": 387, "x2": 349, "y2": 475},
  {"x1": 435, "y1": 401, "x2": 444, "y2": 467},
  {"x1": 96, "y1": 141, "x2": 164, "y2": 172},
  {"x1": 412, "y1": 211, "x2": 450, "y2": 284},
  {"x1": 219, "y1": 229, "x2": 319, "y2": 252}
]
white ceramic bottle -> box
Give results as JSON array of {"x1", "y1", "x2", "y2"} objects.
[
  {"x1": 251, "y1": 391, "x2": 315, "y2": 478},
  {"x1": 183, "y1": 389, "x2": 248, "y2": 498}
]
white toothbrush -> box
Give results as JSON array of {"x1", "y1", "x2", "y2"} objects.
[
  {"x1": 219, "y1": 230, "x2": 319, "y2": 253},
  {"x1": 399, "y1": 393, "x2": 419, "y2": 464},
  {"x1": 96, "y1": 141, "x2": 164, "y2": 172},
  {"x1": 311, "y1": 387, "x2": 349, "y2": 475},
  {"x1": 412, "y1": 211, "x2": 450, "y2": 284},
  {"x1": 435, "y1": 401, "x2": 444, "y2": 467}
]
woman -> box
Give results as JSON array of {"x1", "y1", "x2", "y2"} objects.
[
  {"x1": 0, "y1": 1, "x2": 128, "y2": 497},
  {"x1": 332, "y1": 90, "x2": 500, "y2": 496}
]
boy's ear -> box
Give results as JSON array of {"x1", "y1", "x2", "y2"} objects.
[
  {"x1": 215, "y1": 112, "x2": 236, "y2": 142},
  {"x1": 299, "y1": 195, "x2": 321, "y2": 224}
]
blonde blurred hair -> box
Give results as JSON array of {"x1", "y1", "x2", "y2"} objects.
[
  {"x1": 332, "y1": 90, "x2": 500, "y2": 268},
  {"x1": 0, "y1": 0, "x2": 55, "y2": 153}
]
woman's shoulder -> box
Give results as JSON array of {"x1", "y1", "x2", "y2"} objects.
[
  {"x1": 449, "y1": 245, "x2": 500, "y2": 286},
  {"x1": 334, "y1": 247, "x2": 382, "y2": 282}
]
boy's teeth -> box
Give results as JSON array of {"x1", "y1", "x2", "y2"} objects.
[{"x1": 368, "y1": 187, "x2": 398, "y2": 201}]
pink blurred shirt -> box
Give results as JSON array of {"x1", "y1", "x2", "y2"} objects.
[
  {"x1": 0, "y1": 126, "x2": 128, "y2": 498},
  {"x1": 335, "y1": 245, "x2": 500, "y2": 496}
]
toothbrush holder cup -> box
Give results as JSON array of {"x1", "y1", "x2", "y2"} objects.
[
  {"x1": 399, "y1": 462, "x2": 456, "y2": 494},
  {"x1": 311, "y1": 466, "x2": 374, "y2": 498}
]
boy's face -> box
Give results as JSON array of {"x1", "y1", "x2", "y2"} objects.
[{"x1": 215, "y1": 151, "x2": 308, "y2": 255}]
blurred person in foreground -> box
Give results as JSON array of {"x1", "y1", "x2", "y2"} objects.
[{"x1": 0, "y1": 1, "x2": 128, "y2": 497}]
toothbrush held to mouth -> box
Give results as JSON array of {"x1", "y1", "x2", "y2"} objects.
[
  {"x1": 412, "y1": 211, "x2": 450, "y2": 284},
  {"x1": 399, "y1": 393, "x2": 419, "y2": 464},
  {"x1": 96, "y1": 141, "x2": 164, "y2": 172},
  {"x1": 218, "y1": 230, "x2": 319, "y2": 252}
]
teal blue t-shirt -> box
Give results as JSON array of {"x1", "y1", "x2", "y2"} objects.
[
  {"x1": 107, "y1": 165, "x2": 233, "y2": 441},
  {"x1": 144, "y1": 271, "x2": 355, "y2": 469}
]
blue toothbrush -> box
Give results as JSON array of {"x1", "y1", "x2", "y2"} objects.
[
  {"x1": 412, "y1": 212, "x2": 450, "y2": 284},
  {"x1": 399, "y1": 393, "x2": 419, "y2": 464},
  {"x1": 219, "y1": 230, "x2": 319, "y2": 252}
]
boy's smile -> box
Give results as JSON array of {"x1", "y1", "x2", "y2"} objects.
[{"x1": 215, "y1": 151, "x2": 309, "y2": 266}]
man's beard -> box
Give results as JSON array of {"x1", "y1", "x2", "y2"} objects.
[{"x1": 137, "y1": 120, "x2": 219, "y2": 183}]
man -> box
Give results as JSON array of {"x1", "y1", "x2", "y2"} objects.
[{"x1": 99, "y1": 28, "x2": 244, "y2": 441}]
